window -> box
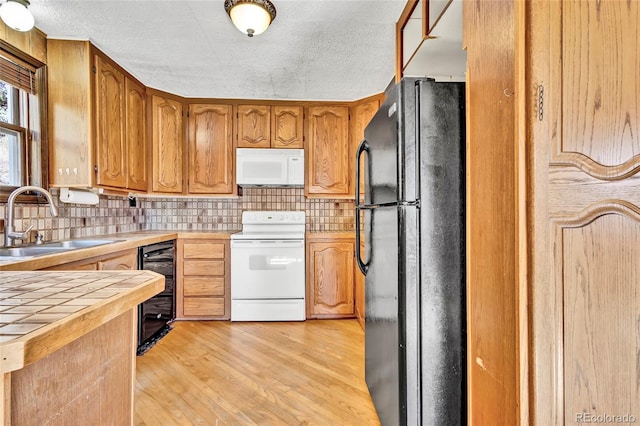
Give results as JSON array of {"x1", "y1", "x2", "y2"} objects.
[
  {"x1": 0, "y1": 80, "x2": 28, "y2": 187},
  {"x1": 0, "y1": 49, "x2": 46, "y2": 198}
]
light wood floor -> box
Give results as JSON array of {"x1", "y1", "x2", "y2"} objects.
[{"x1": 134, "y1": 319, "x2": 380, "y2": 425}]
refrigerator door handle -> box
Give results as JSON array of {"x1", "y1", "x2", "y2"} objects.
[
  {"x1": 355, "y1": 138, "x2": 369, "y2": 208},
  {"x1": 355, "y1": 138, "x2": 370, "y2": 275},
  {"x1": 355, "y1": 205, "x2": 369, "y2": 275}
]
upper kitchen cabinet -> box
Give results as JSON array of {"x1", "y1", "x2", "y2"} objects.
[
  {"x1": 237, "y1": 104, "x2": 270, "y2": 148},
  {"x1": 272, "y1": 105, "x2": 304, "y2": 148},
  {"x1": 396, "y1": 0, "x2": 465, "y2": 81},
  {"x1": 94, "y1": 55, "x2": 126, "y2": 188},
  {"x1": 187, "y1": 103, "x2": 235, "y2": 195},
  {"x1": 47, "y1": 40, "x2": 147, "y2": 191},
  {"x1": 150, "y1": 94, "x2": 184, "y2": 193},
  {"x1": 350, "y1": 95, "x2": 382, "y2": 198},
  {"x1": 125, "y1": 78, "x2": 147, "y2": 191},
  {"x1": 305, "y1": 105, "x2": 350, "y2": 198},
  {"x1": 237, "y1": 104, "x2": 304, "y2": 149}
]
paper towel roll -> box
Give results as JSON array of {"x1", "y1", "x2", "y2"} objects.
[{"x1": 59, "y1": 188, "x2": 100, "y2": 205}]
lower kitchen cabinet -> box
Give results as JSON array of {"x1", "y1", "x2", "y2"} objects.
[
  {"x1": 176, "y1": 236, "x2": 230, "y2": 320},
  {"x1": 41, "y1": 249, "x2": 137, "y2": 271},
  {"x1": 306, "y1": 233, "x2": 356, "y2": 319}
]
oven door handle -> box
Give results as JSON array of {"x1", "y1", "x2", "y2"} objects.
[{"x1": 231, "y1": 240, "x2": 304, "y2": 249}]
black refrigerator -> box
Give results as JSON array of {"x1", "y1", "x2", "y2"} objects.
[{"x1": 355, "y1": 77, "x2": 466, "y2": 425}]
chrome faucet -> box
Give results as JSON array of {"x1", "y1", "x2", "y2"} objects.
[{"x1": 5, "y1": 186, "x2": 59, "y2": 247}]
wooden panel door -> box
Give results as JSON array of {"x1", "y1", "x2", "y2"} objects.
[
  {"x1": 47, "y1": 40, "x2": 93, "y2": 187},
  {"x1": 272, "y1": 105, "x2": 304, "y2": 148},
  {"x1": 94, "y1": 55, "x2": 126, "y2": 188},
  {"x1": 307, "y1": 240, "x2": 355, "y2": 318},
  {"x1": 188, "y1": 104, "x2": 234, "y2": 194},
  {"x1": 237, "y1": 105, "x2": 270, "y2": 148},
  {"x1": 350, "y1": 97, "x2": 380, "y2": 198},
  {"x1": 97, "y1": 250, "x2": 138, "y2": 270},
  {"x1": 151, "y1": 95, "x2": 183, "y2": 193},
  {"x1": 530, "y1": 0, "x2": 640, "y2": 423},
  {"x1": 125, "y1": 77, "x2": 147, "y2": 191},
  {"x1": 306, "y1": 106, "x2": 350, "y2": 197}
]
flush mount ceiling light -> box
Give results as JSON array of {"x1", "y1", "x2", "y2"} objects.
[
  {"x1": 224, "y1": 0, "x2": 276, "y2": 38},
  {"x1": 0, "y1": 0, "x2": 34, "y2": 32}
]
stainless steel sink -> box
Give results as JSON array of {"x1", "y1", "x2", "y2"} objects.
[
  {"x1": 0, "y1": 239, "x2": 122, "y2": 260},
  {"x1": 0, "y1": 246, "x2": 73, "y2": 258},
  {"x1": 40, "y1": 239, "x2": 120, "y2": 249}
]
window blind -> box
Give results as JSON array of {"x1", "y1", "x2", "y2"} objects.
[{"x1": 0, "y1": 54, "x2": 35, "y2": 94}]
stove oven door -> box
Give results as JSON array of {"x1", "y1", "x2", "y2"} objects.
[{"x1": 230, "y1": 239, "x2": 305, "y2": 300}]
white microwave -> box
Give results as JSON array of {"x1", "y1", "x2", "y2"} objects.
[{"x1": 236, "y1": 148, "x2": 304, "y2": 187}]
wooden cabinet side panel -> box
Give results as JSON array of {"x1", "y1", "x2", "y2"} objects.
[
  {"x1": 272, "y1": 105, "x2": 304, "y2": 148},
  {"x1": 94, "y1": 55, "x2": 127, "y2": 188},
  {"x1": 125, "y1": 78, "x2": 147, "y2": 191},
  {"x1": 152, "y1": 95, "x2": 183, "y2": 193},
  {"x1": 187, "y1": 104, "x2": 234, "y2": 194},
  {"x1": 47, "y1": 39, "x2": 93, "y2": 187},
  {"x1": 10, "y1": 311, "x2": 135, "y2": 426},
  {"x1": 464, "y1": 0, "x2": 518, "y2": 424},
  {"x1": 305, "y1": 106, "x2": 350, "y2": 196},
  {"x1": 237, "y1": 105, "x2": 271, "y2": 148}
]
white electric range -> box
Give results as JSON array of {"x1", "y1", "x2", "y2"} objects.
[{"x1": 230, "y1": 211, "x2": 306, "y2": 321}]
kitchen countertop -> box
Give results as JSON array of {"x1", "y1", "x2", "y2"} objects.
[
  {"x1": 0, "y1": 270, "x2": 164, "y2": 374},
  {"x1": 0, "y1": 230, "x2": 235, "y2": 271}
]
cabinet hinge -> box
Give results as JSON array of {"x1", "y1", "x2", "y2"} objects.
[
  {"x1": 535, "y1": 83, "x2": 544, "y2": 121},
  {"x1": 94, "y1": 165, "x2": 98, "y2": 174},
  {"x1": 92, "y1": 65, "x2": 96, "y2": 74}
]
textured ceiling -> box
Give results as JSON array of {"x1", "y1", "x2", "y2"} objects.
[{"x1": 28, "y1": 0, "x2": 407, "y2": 101}]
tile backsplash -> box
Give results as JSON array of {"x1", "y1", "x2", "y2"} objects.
[{"x1": 0, "y1": 188, "x2": 355, "y2": 243}]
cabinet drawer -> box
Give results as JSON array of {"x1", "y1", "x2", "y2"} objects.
[
  {"x1": 183, "y1": 260, "x2": 224, "y2": 276},
  {"x1": 183, "y1": 242, "x2": 225, "y2": 259},
  {"x1": 183, "y1": 297, "x2": 225, "y2": 316},
  {"x1": 183, "y1": 277, "x2": 225, "y2": 297}
]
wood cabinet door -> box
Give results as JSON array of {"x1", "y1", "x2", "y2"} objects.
[
  {"x1": 125, "y1": 77, "x2": 147, "y2": 191},
  {"x1": 151, "y1": 95, "x2": 183, "y2": 193},
  {"x1": 94, "y1": 54, "x2": 126, "y2": 188},
  {"x1": 47, "y1": 40, "x2": 93, "y2": 187},
  {"x1": 307, "y1": 240, "x2": 355, "y2": 318},
  {"x1": 306, "y1": 106, "x2": 350, "y2": 196},
  {"x1": 188, "y1": 104, "x2": 234, "y2": 194},
  {"x1": 237, "y1": 104, "x2": 270, "y2": 148},
  {"x1": 530, "y1": 1, "x2": 640, "y2": 423},
  {"x1": 350, "y1": 98, "x2": 380, "y2": 198},
  {"x1": 97, "y1": 250, "x2": 137, "y2": 270},
  {"x1": 272, "y1": 105, "x2": 304, "y2": 148}
]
